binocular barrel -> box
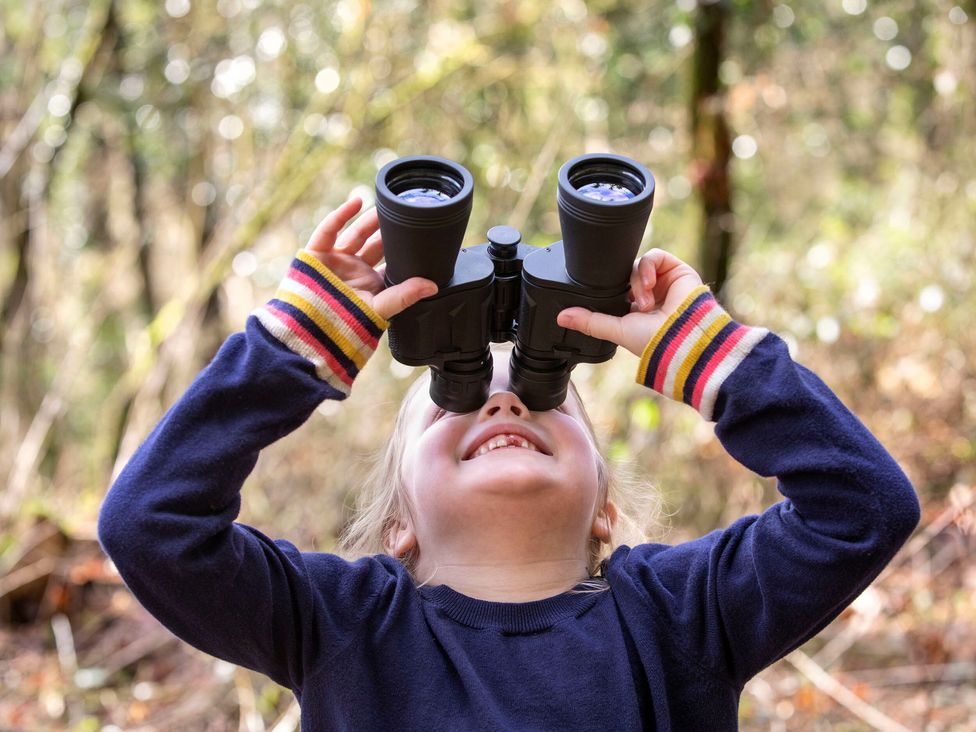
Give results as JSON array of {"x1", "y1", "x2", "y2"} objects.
[
  {"x1": 375, "y1": 156, "x2": 474, "y2": 288},
  {"x1": 557, "y1": 153, "x2": 655, "y2": 289},
  {"x1": 375, "y1": 153, "x2": 655, "y2": 412}
]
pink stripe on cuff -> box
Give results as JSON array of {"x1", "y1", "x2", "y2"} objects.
[
  {"x1": 286, "y1": 265, "x2": 381, "y2": 350},
  {"x1": 690, "y1": 325, "x2": 748, "y2": 412},
  {"x1": 652, "y1": 298, "x2": 718, "y2": 393},
  {"x1": 266, "y1": 304, "x2": 355, "y2": 387}
]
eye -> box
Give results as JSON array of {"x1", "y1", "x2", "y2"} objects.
[{"x1": 431, "y1": 407, "x2": 447, "y2": 422}]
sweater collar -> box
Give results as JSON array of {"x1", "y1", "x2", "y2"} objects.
[{"x1": 418, "y1": 582, "x2": 605, "y2": 634}]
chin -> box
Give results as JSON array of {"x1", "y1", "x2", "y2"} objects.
[{"x1": 461, "y1": 455, "x2": 561, "y2": 494}]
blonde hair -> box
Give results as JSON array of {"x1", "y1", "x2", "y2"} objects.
[{"x1": 338, "y1": 347, "x2": 658, "y2": 582}]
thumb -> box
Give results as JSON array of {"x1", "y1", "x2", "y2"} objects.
[
  {"x1": 371, "y1": 277, "x2": 438, "y2": 320},
  {"x1": 557, "y1": 307, "x2": 627, "y2": 347}
]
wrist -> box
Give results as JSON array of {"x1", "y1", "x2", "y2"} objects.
[
  {"x1": 252, "y1": 250, "x2": 388, "y2": 397},
  {"x1": 634, "y1": 286, "x2": 768, "y2": 420}
]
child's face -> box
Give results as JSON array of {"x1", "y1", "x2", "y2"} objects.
[{"x1": 392, "y1": 367, "x2": 608, "y2": 560}]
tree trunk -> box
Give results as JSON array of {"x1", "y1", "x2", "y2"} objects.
[{"x1": 691, "y1": 0, "x2": 734, "y2": 297}]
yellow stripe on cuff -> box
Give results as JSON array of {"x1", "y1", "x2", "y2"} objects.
[
  {"x1": 670, "y1": 312, "x2": 732, "y2": 401},
  {"x1": 635, "y1": 284, "x2": 712, "y2": 384},
  {"x1": 273, "y1": 290, "x2": 367, "y2": 370},
  {"x1": 295, "y1": 250, "x2": 389, "y2": 331}
]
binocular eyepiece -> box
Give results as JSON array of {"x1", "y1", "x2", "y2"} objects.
[{"x1": 376, "y1": 152, "x2": 655, "y2": 413}]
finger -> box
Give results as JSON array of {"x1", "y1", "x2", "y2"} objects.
[
  {"x1": 336, "y1": 207, "x2": 380, "y2": 254},
  {"x1": 629, "y1": 257, "x2": 655, "y2": 312},
  {"x1": 639, "y1": 253, "x2": 658, "y2": 292},
  {"x1": 646, "y1": 248, "x2": 698, "y2": 303},
  {"x1": 646, "y1": 247, "x2": 687, "y2": 274},
  {"x1": 306, "y1": 196, "x2": 363, "y2": 253},
  {"x1": 371, "y1": 277, "x2": 438, "y2": 320},
  {"x1": 358, "y1": 230, "x2": 385, "y2": 268},
  {"x1": 556, "y1": 307, "x2": 626, "y2": 346}
]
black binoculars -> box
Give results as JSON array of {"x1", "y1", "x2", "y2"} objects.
[{"x1": 375, "y1": 152, "x2": 655, "y2": 413}]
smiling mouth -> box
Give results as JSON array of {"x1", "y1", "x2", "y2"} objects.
[{"x1": 468, "y1": 434, "x2": 544, "y2": 459}]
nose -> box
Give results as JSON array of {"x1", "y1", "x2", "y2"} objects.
[{"x1": 478, "y1": 390, "x2": 528, "y2": 419}]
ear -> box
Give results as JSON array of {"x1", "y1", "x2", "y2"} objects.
[
  {"x1": 383, "y1": 517, "x2": 418, "y2": 559},
  {"x1": 591, "y1": 500, "x2": 618, "y2": 544}
]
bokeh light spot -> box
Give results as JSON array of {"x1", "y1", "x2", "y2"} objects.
[
  {"x1": 669, "y1": 24, "x2": 692, "y2": 49},
  {"x1": 873, "y1": 17, "x2": 898, "y2": 40},
  {"x1": 667, "y1": 176, "x2": 692, "y2": 200},
  {"x1": 192, "y1": 182, "x2": 217, "y2": 207},
  {"x1": 165, "y1": 60, "x2": 191, "y2": 84},
  {"x1": 217, "y1": 114, "x2": 245, "y2": 140},
  {"x1": 772, "y1": 5, "x2": 795, "y2": 28},
  {"x1": 257, "y1": 27, "x2": 287, "y2": 60},
  {"x1": 165, "y1": 0, "x2": 191, "y2": 18},
  {"x1": 919, "y1": 285, "x2": 944, "y2": 313},
  {"x1": 47, "y1": 93, "x2": 71, "y2": 117},
  {"x1": 315, "y1": 67, "x2": 341, "y2": 94},
  {"x1": 885, "y1": 45, "x2": 912, "y2": 70},
  {"x1": 232, "y1": 251, "x2": 258, "y2": 277},
  {"x1": 934, "y1": 70, "x2": 957, "y2": 96},
  {"x1": 816, "y1": 317, "x2": 840, "y2": 343},
  {"x1": 732, "y1": 135, "x2": 758, "y2": 159}
]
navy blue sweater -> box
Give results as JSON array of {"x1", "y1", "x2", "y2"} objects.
[{"x1": 98, "y1": 254, "x2": 920, "y2": 730}]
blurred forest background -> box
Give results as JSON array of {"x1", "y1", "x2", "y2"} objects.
[{"x1": 1, "y1": 0, "x2": 974, "y2": 729}]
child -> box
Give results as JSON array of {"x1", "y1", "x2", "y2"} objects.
[{"x1": 99, "y1": 195, "x2": 920, "y2": 730}]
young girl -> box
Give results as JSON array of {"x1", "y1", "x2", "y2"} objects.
[{"x1": 99, "y1": 195, "x2": 920, "y2": 730}]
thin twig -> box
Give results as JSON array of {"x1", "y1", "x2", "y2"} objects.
[
  {"x1": 82, "y1": 628, "x2": 177, "y2": 680},
  {"x1": 51, "y1": 613, "x2": 78, "y2": 676},
  {"x1": 0, "y1": 556, "x2": 58, "y2": 597},
  {"x1": 845, "y1": 661, "x2": 976, "y2": 688},
  {"x1": 785, "y1": 649, "x2": 913, "y2": 732}
]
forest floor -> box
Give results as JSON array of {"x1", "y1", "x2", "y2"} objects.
[{"x1": 1, "y1": 486, "x2": 973, "y2": 732}]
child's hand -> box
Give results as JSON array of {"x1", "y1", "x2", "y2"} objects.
[
  {"x1": 304, "y1": 196, "x2": 438, "y2": 320},
  {"x1": 556, "y1": 249, "x2": 704, "y2": 356}
]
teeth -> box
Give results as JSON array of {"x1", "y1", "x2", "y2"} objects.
[{"x1": 471, "y1": 434, "x2": 540, "y2": 458}]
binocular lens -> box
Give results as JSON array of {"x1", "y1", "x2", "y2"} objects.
[
  {"x1": 568, "y1": 162, "x2": 645, "y2": 201},
  {"x1": 387, "y1": 165, "x2": 465, "y2": 205},
  {"x1": 576, "y1": 182, "x2": 637, "y2": 202},
  {"x1": 396, "y1": 188, "x2": 454, "y2": 205}
]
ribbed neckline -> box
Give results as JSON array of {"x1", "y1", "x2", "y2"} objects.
[{"x1": 418, "y1": 583, "x2": 604, "y2": 634}]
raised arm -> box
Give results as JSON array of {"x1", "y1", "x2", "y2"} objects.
[
  {"x1": 559, "y1": 252, "x2": 920, "y2": 686},
  {"x1": 98, "y1": 198, "x2": 435, "y2": 689}
]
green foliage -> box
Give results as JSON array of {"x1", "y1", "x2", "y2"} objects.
[
  {"x1": 0, "y1": 0, "x2": 970, "y2": 537},
  {"x1": 630, "y1": 398, "x2": 661, "y2": 432}
]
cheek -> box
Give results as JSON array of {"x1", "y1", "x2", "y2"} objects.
[
  {"x1": 402, "y1": 425, "x2": 461, "y2": 489},
  {"x1": 556, "y1": 424, "x2": 601, "y2": 486}
]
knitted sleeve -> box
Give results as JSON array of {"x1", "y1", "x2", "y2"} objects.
[
  {"x1": 614, "y1": 287, "x2": 920, "y2": 686},
  {"x1": 98, "y1": 250, "x2": 394, "y2": 691}
]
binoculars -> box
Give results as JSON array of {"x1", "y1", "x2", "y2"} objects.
[{"x1": 376, "y1": 152, "x2": 655, "y2": 413}]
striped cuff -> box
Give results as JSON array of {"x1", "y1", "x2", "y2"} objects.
[
  {"x1": 635, "y1": 285, "x2": 769, "y2": 421},
  {"x1": 252, "y1": 250, "x2": 388, "y2": 397}
]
